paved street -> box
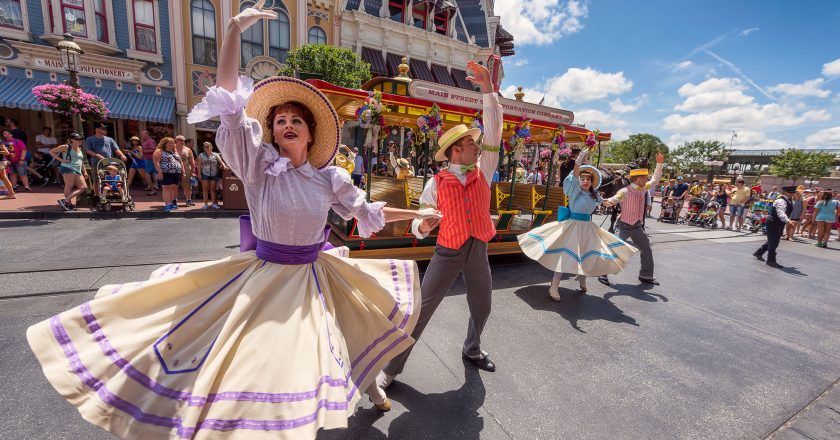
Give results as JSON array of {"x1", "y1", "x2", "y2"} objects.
[{"x1": 1, "y1": 216, "x2": 839, "y2": 439}]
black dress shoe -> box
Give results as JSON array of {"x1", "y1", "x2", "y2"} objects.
[
  {"x1": 766, "y1": 261, "x2": 783, "y2": 268},
  {"x1": 597, "y1": 276, "x2": 611, "y2": 286},
  {"x1": 753, "y1": 252, "x2": 765, "y2": 261},
  {"x1": 639, "y1": 277, "x2": 660, "y2": 285},
  {"x1": 462, "y1": 354, "x2": 496, "y2": 372}
]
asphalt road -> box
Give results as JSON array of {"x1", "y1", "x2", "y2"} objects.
[{"x1": 1, "y1": 216, "x2": 838, "y2": 440}]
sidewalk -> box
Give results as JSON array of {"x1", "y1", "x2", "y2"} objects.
[{"x1": 0, "y1": 182, "x2": 246, "y2": 219}]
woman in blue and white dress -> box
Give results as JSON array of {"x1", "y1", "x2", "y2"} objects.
[{"x1": 518, "y1": 148, "x2": 637, "y2": 300}]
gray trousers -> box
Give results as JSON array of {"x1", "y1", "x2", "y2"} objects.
[
  {"x1": 616, "y1": 220, "x2": 654, "y2": 279},
  {"x1": 384, "y1": 238, "x2": 492, "y2": 376}
]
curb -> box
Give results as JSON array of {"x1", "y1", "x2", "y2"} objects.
[{"x1": 0, "y1": 209, "x2": 249, "y2": 220}]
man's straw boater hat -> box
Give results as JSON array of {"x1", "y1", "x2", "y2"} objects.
[
  {"x1": 434, "y1": 124, "x2": 482, "y2": 162},
  {"x1": 245, "y1": 76, "x2": 341, "y2": 170},
  {"x1": 628, "y1": 168, "x2": 649, "y2": 178}
]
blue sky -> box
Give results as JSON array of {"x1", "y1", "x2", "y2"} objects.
[{"x1": 496, "y1": 0, "x2": 840, "y2": 150}]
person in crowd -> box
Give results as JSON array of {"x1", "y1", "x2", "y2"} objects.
[
  {"x1": 754, "y1": 186, "x2": 796, "y2": 267},
  {"x1": 6, "y1": 118, "x2": 27, "y2": 145},
  {"x1": 799, "y1": 189, "x2": 818, "y2": 238},
  {"x1": 714, "y1": 184, "x2": 729, "y2": 228},
  {"x1": 2, "y1": 128, "x2": 31, "y2": 192},
  {"x1": 813, "y1": 189, "x2": 840, "y2": 248},
  {"x1": 26, "y1": 151, "x2": 49, "y2": 185},
  {"x1": 35, "y1": 126, "x2": 57, "y2": 183},
  {"x1": 351, "y1": 146, "x2": 365, "y2": 187},
  {"x1": 389, "y1": 144, "x2": 415, "y2": 179},
  {"x1": 153, "y1": 137, "x2": 184, "y2": 212},
  {"x1": 140, "y1": 130, "x2": 158, "y2": 192},
  {"x1": 125, "y1": 136, "x2": 154, "y2": 194},
  {"x1": 0, "y1": 139, "x2": 16, "y2": 199},
  {"x1": 197, "y1": 141, "x2": 228, "y2": 209},
  {"x1": 689, "y1": 180, "x2": 703, "y2": 198},
  {"x1": 175, "y1": 135, "x2": 197, "y2": 206},
  {"x1": 672, "y1": 176, "x2": 689, "y2": 218},
  {"x1": 378, "y1": 60, "x2": 501, "y2": 392},
  {"x1": 85, "y1": 123, "x2": 126, "y2": 196},
  {"x1": 599, "y1": 153, "x2": 665, "y2": 286},
  {"x1": 784, "y1": 190, "x2": 804, "y2": 240},
  {"x1": 49, "y1": 133, "x2": 88, "y2": 211},
  {"x1": 728, "y1": 178, "x2": 751, "y2": 230},
  {"x1": 101, "y1": 165, "x2": 124, "y2": 199},
  {"x1": 558, "y1": 154, "x2": 576, "y2": 182},
  {"x1": 519, "y1": 147, "x2": 637, "y2": 300},
  {"x1": 28, "y1": 4, "x2": 438, "y2": 437},
  {"x1": 767, "y1": 186, "x2": 781, "y2": 199}
]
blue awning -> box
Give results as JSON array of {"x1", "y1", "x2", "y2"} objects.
[
  {"x1": 0, "y1": 76, "x2": 48, "y2": 111},
  {"x1": 0, "y1": 75, "x2": 175, "y2": 123}
]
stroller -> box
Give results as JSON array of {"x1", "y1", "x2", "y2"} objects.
[
  {"x1": 683, "y1": 198, "x2": 706, "y2": 225},
  {"x1": 695, "y1": 200, "x2": 720, "y2": 229},
  {"x1": 94, "y1": 158, "x2": 135, "y2": 212},
  {"x1": 658, "y1": 196, "x2": 678, "y2": 223},
  {"x1": 746, "y1": 200, "x2": 771, "y2": 233}
]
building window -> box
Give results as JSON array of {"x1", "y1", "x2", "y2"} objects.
[
  {"x1": 240, "y1": 1, "x2": 289, "y2": 67},
  {"x1": 388, "y1": 0, "x2": 405, "y2": 23},
  {"x1": 190, "y1": 0, "x2": 216, "y2": 66},
  {"x1": 94, "y1": 0, "x2": 108, "y2": 42},
  {"x1": 411, "y1": 3, "x2": 426, "y2": 29},
  {"x1": 433, "y1": 10, "x2": 449, "y2": 36},
  {"x1": 307, "y1": 26, "x2": 326, "y2": 45},
  {"x1": 269, "y1": 11, "x2": 290, "y2": 63},
  {"x1": 0, "y1": 0, "x2": 24, "y2": 29},
  {"x1": 133, "y1": 0, "x2": 156, "y2": 53},
  {"x1": 61, "y1": 0, "x2": 86, "y2": 37}
]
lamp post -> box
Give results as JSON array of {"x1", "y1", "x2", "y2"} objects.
[
  {"x1": 804, "y1": 179, "x2": 819, "y2": 189},
  {"x1": 56, "y1": 33, "x2": 84, "y2": 134},
  {"x1": 703, "y1": 159, "x2": 724, "y2": 183}
]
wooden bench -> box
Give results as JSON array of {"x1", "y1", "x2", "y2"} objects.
[
  {"x1": 368, "y1": 176, "x2": 410, "y2": 209},
  {"x1": 405, "y1": 176, "x2": 425, "y2": 206}
]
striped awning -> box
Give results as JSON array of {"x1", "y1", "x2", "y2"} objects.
[
  {"x1": 409, "y1": 59, "x2": 434, "y2": 82},
  {"x1": 386, "y1": 53, "x2": 404, "y2": 77},
  {"x1": 0, "y1": 76, "x2": 49, "y2": 111},
  {"x1": 430, "y1": 64, "x2": 455, "y2": 87},
  {"x1": 450, "y1": 68, "x2": 472, "y2": 89},
  {"x1": 362, "y1": 47, "x2": 387, "y2": 77},
  {"x1": 94, "y1": 89, "x2": 175, "y2": 123},
  {"x1": 0, "y1": 76, "x2": 174, "y2": 123}
]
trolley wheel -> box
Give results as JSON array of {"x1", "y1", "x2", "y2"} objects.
[{"x1": 104, "y1": 202, "x2": 112, "y2": 212}]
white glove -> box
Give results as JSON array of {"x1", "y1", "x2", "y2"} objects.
[
  {"x1": 417, "y1": 208, "x2": 443, "y2": 219},
  {"x1": 230, "y1": 0, "x2": 278, "y2": 32},
  {"x1": 576, "y1": 148, "x2": 590, "y2": 165}
]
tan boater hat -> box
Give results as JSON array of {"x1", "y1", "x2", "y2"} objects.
[
  {"x1": 434, "y1": 124, "x2": 482, "y2": 162},
  {"x1": 244, "y1": 76, "x2": 340, "y2": 170},
  {"x1": 628, "y1": 168, "x2": 649, "y2": 177}
]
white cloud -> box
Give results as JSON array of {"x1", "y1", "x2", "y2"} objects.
[
  {"x1": 574, "y1": 109, "x2": 627, "y2": 128},
  {"x1": 544, "y1": 67, "x2": 633, "y2": 103},
  {"x1": 496, "y1": 0, "x2": 589, "y2": 46},
  {"x1": 673, "y1": 78, "x2": 754, "y2": 112},
  {"x1": 509, "y1": 57, "x2": 529, "y2": 67},
  {"x1": 740, "y1": 28, "x2": 759, "y2": 36},
  {"x1": 822, "y1": 58, "x2": 840, "y2": 77},
  {"x1": 768, "y1": 78, "x2": 831, "y2": 98},
  {"x1": 610, "y1": 97, "x2": 642, "y2": 113},
  {"x1": 664, "y1": 104, "x2": 830, "y2": 132},
  {"x1": 667, "y1": 131, "x2": 787, "y2": 150},
  {"x1": 805, "y1": 126, "x2": 840, "y2": 146},
  {"x1": 672, "y1": 61, "x2": 694, "y2": 72}
]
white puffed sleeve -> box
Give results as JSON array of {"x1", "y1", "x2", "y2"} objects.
[
  {"x1": 323, "y1": 166, "x2": 386, "y2": 238},
  {"x1": 187, "y1": 75, "x2": 283, "y2": 185}
]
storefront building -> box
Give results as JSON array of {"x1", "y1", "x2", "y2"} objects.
[
  {"x1": 172, "y1": 0, "x2": 337, "y2": 145},
  {"x1": 0, "y1": 0, "x2": 176, "y2": 148}
]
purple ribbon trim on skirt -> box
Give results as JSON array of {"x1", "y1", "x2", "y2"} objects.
[{"x1": 239, "y1": 215, "x2": 335, "y2": 264}]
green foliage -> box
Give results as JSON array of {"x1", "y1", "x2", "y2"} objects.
[
  {"x1": 769, "y1": 149, "x2": 835, "y2": 182},
  {"x1": 668, "y1": 140, "x2": 728, "y2": 175},
  {"x1": 603, "y1": 133, "x2": 669, "y2": 165},
  {"x1": 278, "y1": 44, "x2": 372, "y2": 89}
]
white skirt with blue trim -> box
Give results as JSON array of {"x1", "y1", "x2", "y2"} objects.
[{"x1": 518, "y1": 218, "x2": 638, "y2": 276}]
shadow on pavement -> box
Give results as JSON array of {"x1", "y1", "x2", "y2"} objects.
[
  {"x1": 515, "y1": 285, "x2": 638, "y2": 333},
  {"x1": 604, "y1": 283, "x2": 669, "y2": 303}
]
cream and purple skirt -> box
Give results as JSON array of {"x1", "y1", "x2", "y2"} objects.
[
  {"x1": 518, "y1": 212, "x2": 638, "y2": 276},
  {"x1": 27, "y1": 218, "x2": 420, "y2": 439}
]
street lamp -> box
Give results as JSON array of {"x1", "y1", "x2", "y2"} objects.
[
  {"x1": 804, "y1": 179, "x2": 819, "y2": 189},
  {"x1": 56, "y1": 33, "x2": 84, "y2": 133},
  {"x1": 703, "y1": 159, "x2": 724, "y2": 183}
]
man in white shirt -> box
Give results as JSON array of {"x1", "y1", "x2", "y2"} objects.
[{"x1": 35, "y1": 127, "x2": 57, "y2": 155}]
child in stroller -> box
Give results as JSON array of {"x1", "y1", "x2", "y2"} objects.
[
  {"x1": 101, "y1": 165, "x2": 125, "y2": 199},
  {"x1": 696, "y1": 200, "x2": 721, "y2": 228},
  {"x1": 658, "y1": 196, "x2": 678, "y2": 222},
  {"x1": 683, "y1": 197, "x2": 705, "y2": 224}
]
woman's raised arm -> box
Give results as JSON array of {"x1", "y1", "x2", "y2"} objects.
[{"x1": 216, "y1": 1, "x2": 277, "y2": 93}]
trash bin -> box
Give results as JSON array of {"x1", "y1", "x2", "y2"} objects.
[{"x1": 222, "y1": 169, "x2": 247, "y2": 210}]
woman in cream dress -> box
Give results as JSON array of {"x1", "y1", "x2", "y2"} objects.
[
  {"x1": 26, "y1": 3, "x2": 439, "y2": 438},
  {"x1": 518, "y1": 147, "x2": 637, "y2": 300}
]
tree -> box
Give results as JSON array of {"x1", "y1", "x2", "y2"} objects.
[
  {"x1": 603, "y1": 133, "x2": 669, "y2": 165},
  {"x1": 668, "y1": 140, "x2": 728, "y2": 175},
  {"x1": 278, "y1": 44, "x2": 371, "y2": 89},
  {"x1": 769, "y1": 149, "x2": 835, "y2": 184}
]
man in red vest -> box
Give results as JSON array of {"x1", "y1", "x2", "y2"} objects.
[{"x1": 378, "y1": 61, "x2": 503, "y2": 389}]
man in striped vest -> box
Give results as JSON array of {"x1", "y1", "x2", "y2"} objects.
[
  {"x1": 599, "y1": 153, "x2": 665, "y2": 285},
  {"x1": 378, "y1": 61, "x2": 503, "y2": 389}
]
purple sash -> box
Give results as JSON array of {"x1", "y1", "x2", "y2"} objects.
[{"x1": 239, "y1": 216, "x2": 334, "y2": 265}]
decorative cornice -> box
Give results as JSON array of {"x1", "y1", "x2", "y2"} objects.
[{"x1": 345, "y1": 10, "x2": 478, "y2": 52}]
